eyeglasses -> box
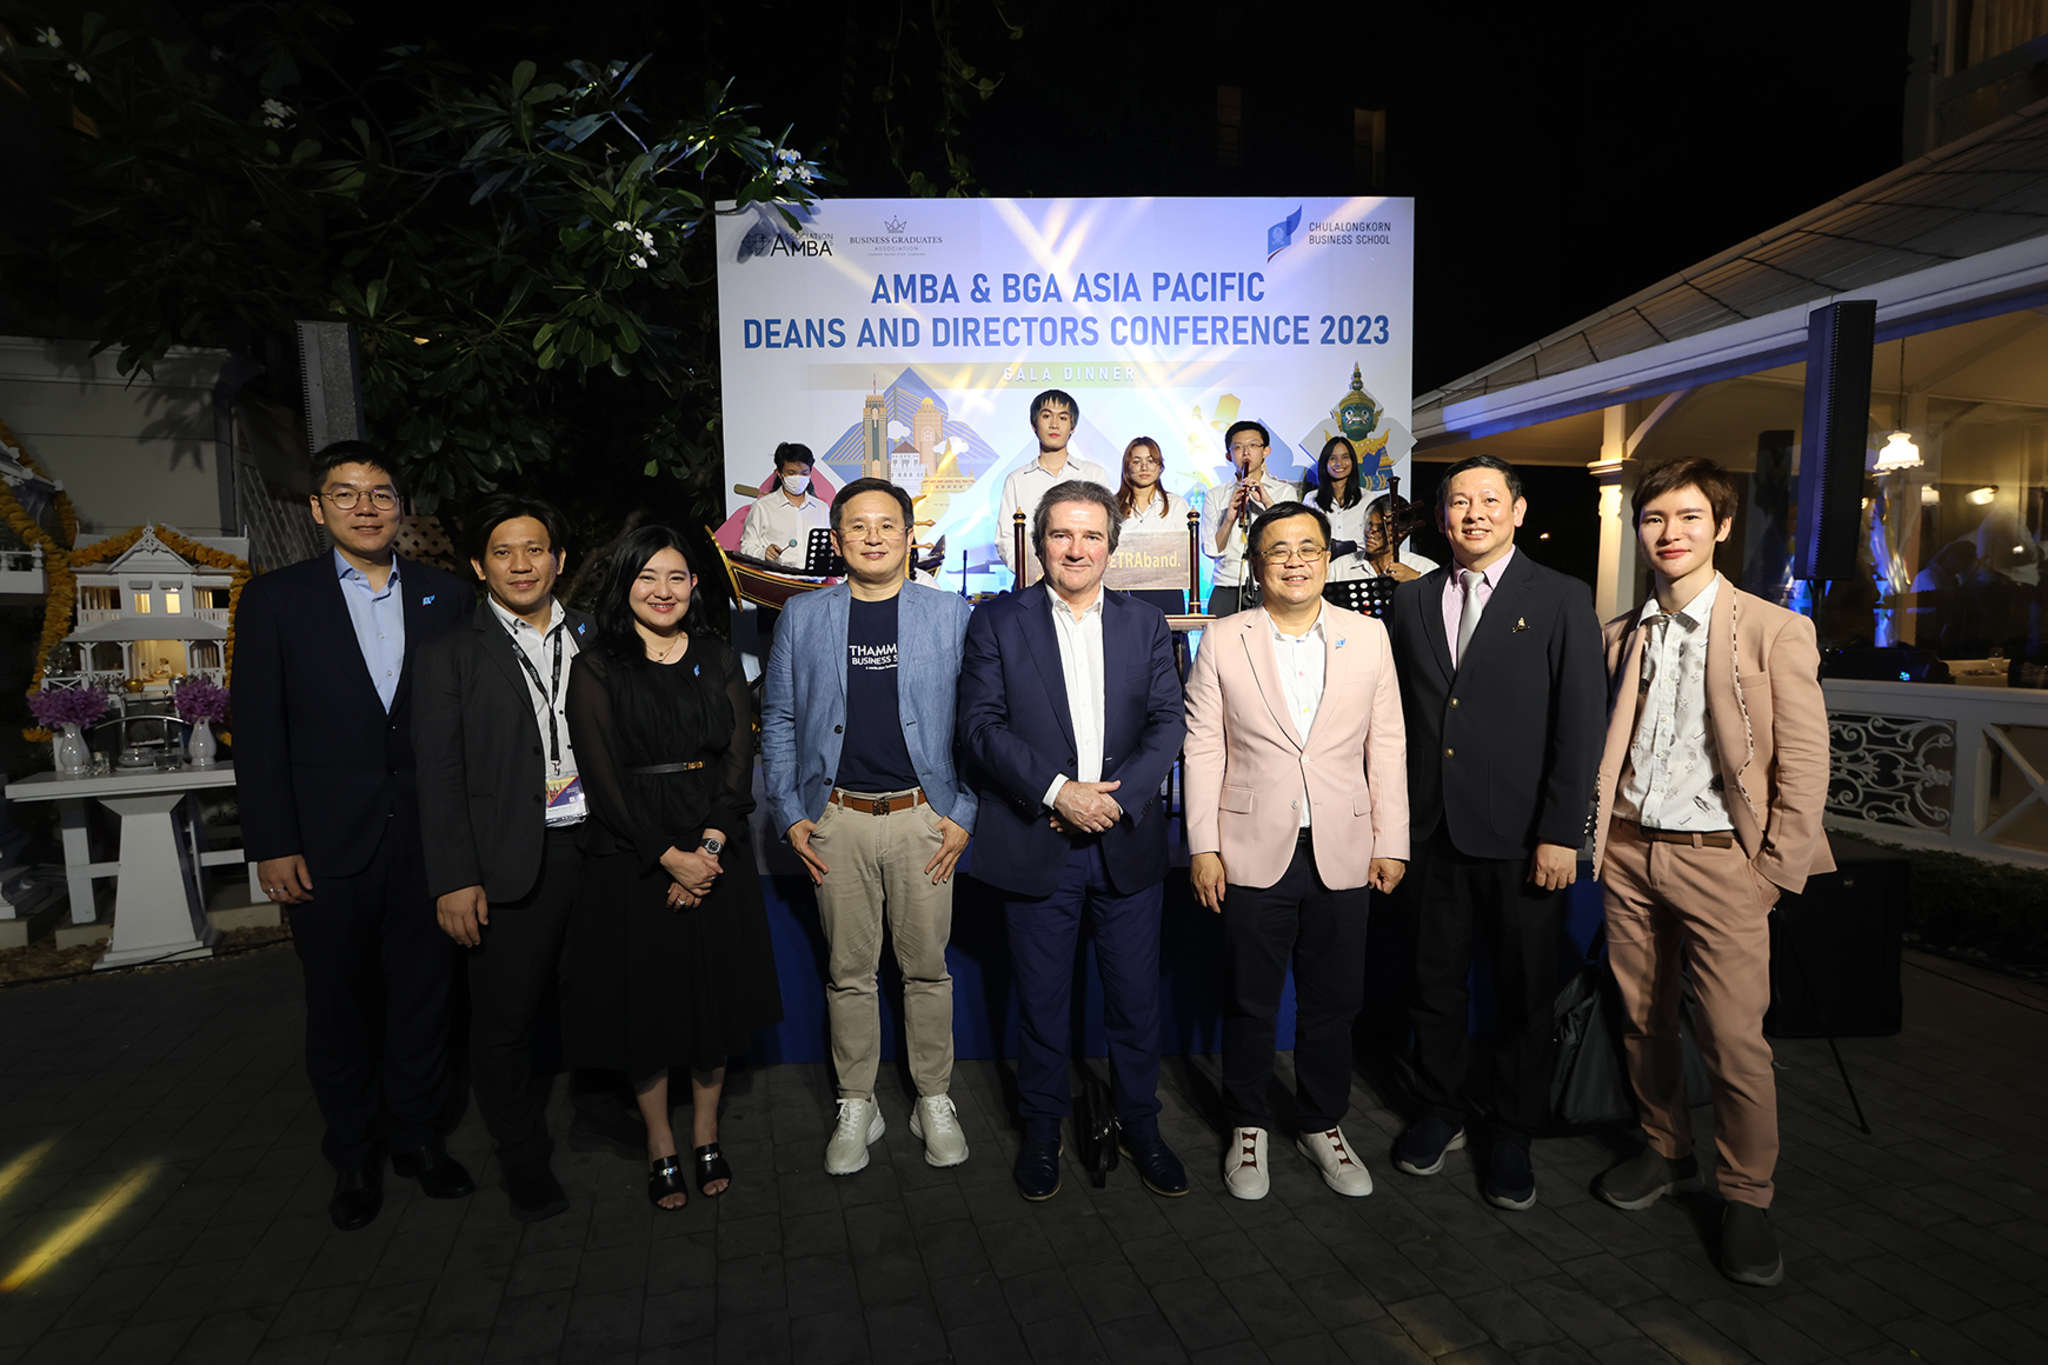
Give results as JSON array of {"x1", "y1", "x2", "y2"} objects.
[
  {"x1": 1259, "y1": 545, "x2": 1328, "y2": 563},
  {"x1": 1228, "y1": 443, "x2": 1267, "y2": 456},
  {"x1": 1127, "y1": 455, "x2": 1162, "y2": 469},
  {"x1": 321, "y1": 487, "x2": 399, "y2": 511}
]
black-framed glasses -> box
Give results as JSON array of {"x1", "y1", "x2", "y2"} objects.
[
  {"x1": 321, "y1": 487, "x2": 399, "y2": 511},
  {"x1": 1259, "y1": 544, "x2": 1328, "y2": 564}
]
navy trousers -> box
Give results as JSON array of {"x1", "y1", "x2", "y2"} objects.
[{"x1": 1002, "y1": 840, "x2": 1164, "y2": 1141}]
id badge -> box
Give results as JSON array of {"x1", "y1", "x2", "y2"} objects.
[{"x1": 544, "y1": 773, "x2": 587, "y2": 826}]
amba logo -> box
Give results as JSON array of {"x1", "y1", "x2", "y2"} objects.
[{"x1": 739, "y1": 227, "x2": 835, "y2": 260}]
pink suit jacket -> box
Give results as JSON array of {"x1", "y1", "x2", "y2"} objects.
[
  {"x1": 1185, "y1": 603, "x2": 1409, "y2": 891},
  {"x1": 1591, "y1": 579, "x2": 1836, "y2": 893}
]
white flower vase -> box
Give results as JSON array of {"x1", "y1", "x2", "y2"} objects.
[
  {"x1": 186, "y1": 719, "x2": 218, "y2": 768},
  {"x1": 53, "y1": 723, "x2": 89, "y2": 778}
]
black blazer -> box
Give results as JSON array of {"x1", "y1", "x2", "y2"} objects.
[
  {"x1": 957, "y1": 583, "x2": 1186, "y2": 898},
  {"x1": 1386, "y1": 549, "x2": 1605, "y2": 860},
  {"x1": 234, "y1": 552, "x2": 472, "y2": 878},
  {"x1": 413, "y1": 599, "x2": 595, "y2": 902}
]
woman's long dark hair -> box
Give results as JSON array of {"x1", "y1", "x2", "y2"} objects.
[
  {"x1": 1115, "y1": 436, "x2": 1172, "y2": 520},
  {"x1": 1311, "y1": 436, "x2": 1362, "y2": 512},
  {"x1": 591, "y1": 524, "x2": 717, "y2": 664}
]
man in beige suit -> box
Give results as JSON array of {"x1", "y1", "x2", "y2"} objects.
[
  {"x1": 1186, "y1": 500, "x2": 1408, "y2": 1201},
  {"x1": 1589, "y1": 456, "x2": 1834, "y2": 1288}
]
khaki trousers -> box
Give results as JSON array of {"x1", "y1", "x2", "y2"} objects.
[
  {"x1": 808, "y1": 790, "x2": 957, "y2": 1100},
  {"x1": 1601, "y1": 820, "x2": 1781, "y2": 1208}
]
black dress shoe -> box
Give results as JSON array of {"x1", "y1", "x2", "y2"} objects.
[
  {"x1": 1014, "y1": 1138, "x2": 1062, "y2": 1201},
  {"x1": 329, "y1": 1162, "x2": 383, "y2": 1231},
  {"x1": 1118, "y1": 1132, "x2": 1189, "y2": 1197},
  {"x1": 391, "y1": 1141, "x2": 476, "y2": 1199},
  {"x1": 503, "y1": 1161, "x2": 569, "y2": 1223}
]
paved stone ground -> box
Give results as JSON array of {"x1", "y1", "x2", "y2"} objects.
[{"x1": 0, "y1": 947, "x2": 2043, "y2": 1365}]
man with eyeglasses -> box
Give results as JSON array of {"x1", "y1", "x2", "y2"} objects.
[
  {"x1": 1185, "y1": 501, "x2": 1408, "y2": 1200},
  {"x1": 761, "y1": 478, "x2": 978, "y2": 1176},
  {"x1": 1199, "y1": 420, "x2": 1299, "y2": 616},
  {"x1": 235, "y1": 440, "x2": 474, "y2": 1231}
]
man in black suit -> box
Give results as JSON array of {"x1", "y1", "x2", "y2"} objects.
[
  {"x1": 236, "y1": 440, "x2": 475, "y2": 1230},
  {"x1": 958, "y1": 480, "x2": 1189, "y2": 1202},
  {"x1": 413, "y1": 493, "x2": 640, "y2": 1222},
  {"x1": 1385, "y1": 454, "x2": 1604, "y2": 1210}
]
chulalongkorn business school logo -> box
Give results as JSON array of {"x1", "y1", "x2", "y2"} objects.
[{"x1": 1266, "y1": 205, "x2": 1304, "y2": 261}]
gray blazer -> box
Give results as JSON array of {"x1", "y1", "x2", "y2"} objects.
[{"x1": 760, "y1": 581, "x2": 977, "y2": 838}]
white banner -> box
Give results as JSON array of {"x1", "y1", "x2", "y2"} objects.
[{"x1": 713, "y1": 197, "x2": 1414, "y2": 596}]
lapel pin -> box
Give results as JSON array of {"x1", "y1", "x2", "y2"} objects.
[
  {"x1": 1335, "y1": 637, "x2": 1347, "y2": 649},
  {"x1": 423, "y1": 594, "x2": 436, "y2": 605},
  {"x1": 1513, "y1": 617, "x2": 1528, "y2": 632}
]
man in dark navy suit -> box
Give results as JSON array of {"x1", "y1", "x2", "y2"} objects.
[
  {"x1": 959, "y1": 480, "x2": 1188, "y2": 1201},
  {"x1": 235, "y1": 440, "x2": 474, "y2": 1230},
  {"x1": 1384, "y1": 454, "x2": 1605, "y2": 1211}
]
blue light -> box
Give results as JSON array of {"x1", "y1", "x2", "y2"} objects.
[{"x1": 1899, "y1": 671, "x2": 1912, "y2": 681}]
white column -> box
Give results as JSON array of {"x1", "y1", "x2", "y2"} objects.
[{"x1": 1590, "y1": 406, "x2": 1639, "y2": 622}]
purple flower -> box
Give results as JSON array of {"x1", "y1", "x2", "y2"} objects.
[
  {"x1": 173, "y1": 677, "x2": 231, "y2": 724},
  {"x1": 28, "y1": 687, "x2": 111, "y2": 730}
]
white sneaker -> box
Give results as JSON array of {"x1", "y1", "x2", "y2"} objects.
[
  {"x1": 1223, "y1": 1126, "x2": 1269, "y2": 1200},
  {"x1": 908, "y1": 1094, "x2": 970, "y2": 1168},
  {"x1": 1296, "y1": 1126, "x2": 1374, "y2": 1197},
  {"x1": 824, "y1": 1098, "x2": 884, "y2": 1175}
]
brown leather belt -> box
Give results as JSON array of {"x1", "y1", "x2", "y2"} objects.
[
  {"x1": 830, "y1": 787, "x2": 927, "y2": 816},
  {"x1": 1632, "y1": 821, "x2": 1734, "y2": 849}
]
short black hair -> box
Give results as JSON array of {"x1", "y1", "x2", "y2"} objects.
[
  {"x1": 1224, "y1": 420, "x2": 1270, "y2": 452},
  {"x1": 1033, "y1": 480, "x2": 1123, "y2": 560},
  {"x1": 773, "y1": 442, "x2": 815, "y2": 471},
  {"x1": 1437, "y1": 453, "x2": 1524, "y2": 512},
  {"x1": 309, "y1": 440, "x2": 404, "y2": 500},
  {"x1": 1247, "y1": 501, "x2": 1331, "y2": 559},
  {"x1": 464, "y1": 491, "x2": 570, "y2": 566},
  {"x1": 1029, "y1": 388, "x2": 1080, "y2": 427},
  {"x1": 830, "y1": 477, "x2": 915, "y2": 532}
]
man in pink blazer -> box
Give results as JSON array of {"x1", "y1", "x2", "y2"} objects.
[
  {"x1": 1590, "y1": 456, "x2": 1835, "y2": 1288},
  {"x1": 1186, "y1": 500, "x2": 1409, "y2": 1201}
]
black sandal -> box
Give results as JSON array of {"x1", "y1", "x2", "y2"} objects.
[
  {"x1": 647, "y1": 1155, "x2": 687, "y2": 1208},
  {"x1": 694, "y1": 1143, "x2": 732, "y2": 1196}
]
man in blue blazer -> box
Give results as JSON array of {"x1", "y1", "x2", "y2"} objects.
[
  {"x1": 236, "y1": 441, "x2": 474, "y2": 1231},
  {"x1": 762, "y1": 478, "x2": 978, "y2": 1175},
  {"x1": 959, "y1": 480, "x2": 1189, "y2": 1201}
]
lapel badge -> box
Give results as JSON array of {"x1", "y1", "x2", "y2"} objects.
[
  {"x1": 577, "y1": 622, "x2": 587, "y2": 635},
  {"x1": 1513, "y1": 617, "x2": 1528, "y2": 632},
  {"x1": 1335, "y1": 637, "x2": 1347, "y2": 649},
  {"x1": 423, "y1": 594, "x2": 436, "y2": 605}
]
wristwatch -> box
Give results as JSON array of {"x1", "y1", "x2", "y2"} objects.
[{"x1": 699, "y1": 836, "x2": 725, "y2": 856}]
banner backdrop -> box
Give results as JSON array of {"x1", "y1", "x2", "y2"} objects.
[{"x1": 713, "y1": 197, "x2": 1414, "y2": 597}]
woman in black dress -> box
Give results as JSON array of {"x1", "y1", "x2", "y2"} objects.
[{"x1": 563, "y1": 526, "x2": 783, "y2": 1208}]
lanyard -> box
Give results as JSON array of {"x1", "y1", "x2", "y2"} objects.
[{"x1": 510, "y1": 625, "x2": 565, "y2": 769}]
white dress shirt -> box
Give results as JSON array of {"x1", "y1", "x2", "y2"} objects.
[
  {"x1": 1200, "y1": 472, "x2": 1300, "y2": 587},
  {"x1": 488, "y1": 596, "x2": 585, "y2": 825},
  {"x1": 1041, "y1": 589, "x2": 1107, "y2": 810},
  {"x1": 997, "y1": 456, "x2": 1115, "y2": 573},
  {"x1": 739, "y1": 488, "x2": 831, "y2": 562},
  {"x1": 1613, "y1": 574, "x2": 1733, "y2": 832},
  {"x1": 1266, "y1": 607, "x2": 1327, "y2": 826}
]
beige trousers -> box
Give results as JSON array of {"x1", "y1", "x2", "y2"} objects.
[
  {"x1": 808, "y1": 791, "x2": 957, "y2": 1100},
  {"x1": 1601, "y1": 820, "x2": 1782, "y2": 1209}
]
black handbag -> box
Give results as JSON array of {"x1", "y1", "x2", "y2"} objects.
[
  {"x1": 1073, "y1": 1066, "x2": 1121, "y2": 1188},
  {"x1": 1549, "y1": 925, "x2": 1637, "y2": 1131}
]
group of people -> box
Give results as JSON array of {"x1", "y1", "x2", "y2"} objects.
[{"x1": 238, "y1": 418, "x2": 1830, "y2": 1292}]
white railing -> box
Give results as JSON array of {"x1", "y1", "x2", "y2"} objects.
[{"x1": 1824, "y1": 678, "x2": 2048, "y2": 868}]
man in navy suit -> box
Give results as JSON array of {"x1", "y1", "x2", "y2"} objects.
[
  {"x1": 959, "y1": 480, "x2": 1188, "y2": 1201},
  {"x1": 761, "y1": 478, "x2": 977, "y2": 1176},
  {"x1": 1384, "y1": 454, "x2": 1605, "y2": 1211},
  {"x1": 235, "y1": 441, "x2": 474, "y2": 1231}
]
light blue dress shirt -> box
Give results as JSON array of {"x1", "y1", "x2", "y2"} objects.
[{"x1": 334, "y1": 549, "x2": 406, "y2": 712}]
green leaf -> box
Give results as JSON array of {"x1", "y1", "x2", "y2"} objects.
[
  {"x1": 364, "y1": 278, "x2": 385, "y2": 316},
  {"x1": 510, "y1": 60, "x2": 536, "y2": 99}
]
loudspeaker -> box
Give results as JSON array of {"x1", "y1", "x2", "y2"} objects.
[
  {"x1": 1765, "y1": 833, "x2": 1905, "y2": 1038},
  {"x1": 1794, "y1": 300, "x2": 1877, "y2": 582}
]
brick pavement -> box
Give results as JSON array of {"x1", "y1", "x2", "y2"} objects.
[{"x1": 0, "y1": 947, "x2": 2042, "y2": 1364}]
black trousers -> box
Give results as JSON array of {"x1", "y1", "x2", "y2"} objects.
[
  {"x1": 1407, "y1": 825, "x2": 1565, "y2": 1142},
  {"x1": 1221, "y1": 833, "x2": 1370, "y2": 1133},
  {"x1": 466, "y1": 825, "x2": 587, "y2": 1174},
  {"x1": 290, "y1": 814, "x2": 454, "y2": 1170}
]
